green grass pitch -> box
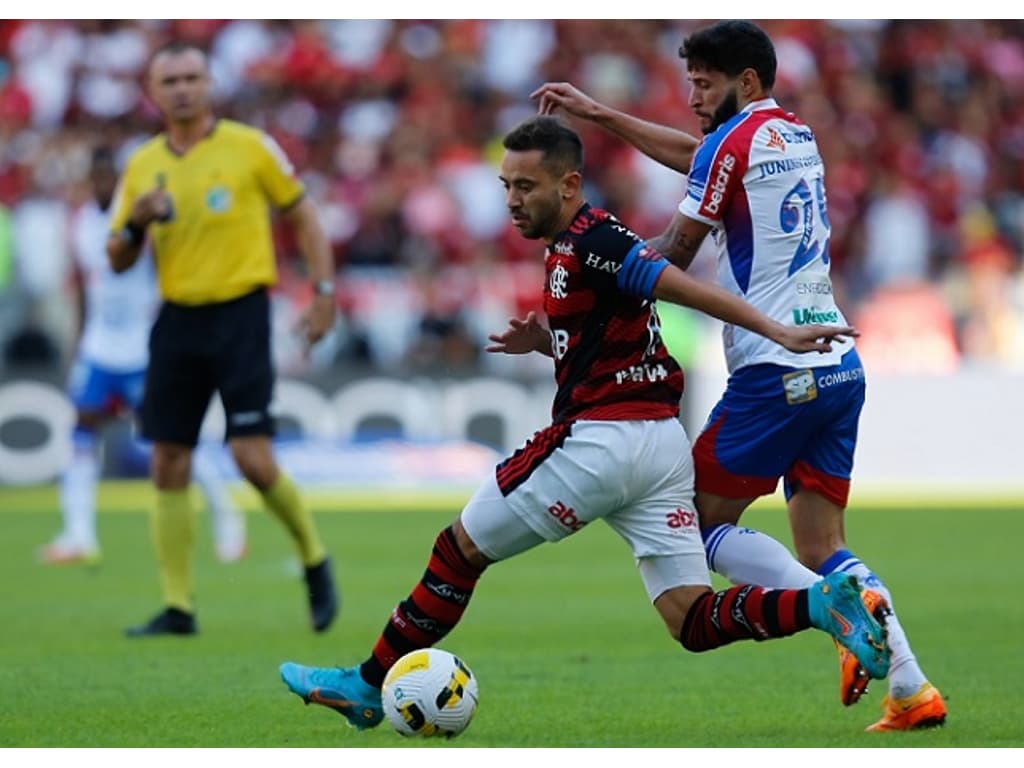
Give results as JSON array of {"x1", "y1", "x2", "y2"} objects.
[{"x1": 1, "y1": 482, "x2": 1022, "y2": 748}]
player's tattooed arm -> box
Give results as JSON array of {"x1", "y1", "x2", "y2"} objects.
[{"x1": 647, "y1": 210, "x2": 711, "y2": 271}]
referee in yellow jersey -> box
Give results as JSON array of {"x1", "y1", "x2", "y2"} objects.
[{"x1": 108, "y1": 41, "x2": 338, "y2": 637}]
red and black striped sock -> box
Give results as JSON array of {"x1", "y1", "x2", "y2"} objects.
[
  {"x1": 360, "y1": 526, "x2": 486, "y2": 688},
  {"x1": 680, "y1": 585, "x2": 811, "y2": 652}
]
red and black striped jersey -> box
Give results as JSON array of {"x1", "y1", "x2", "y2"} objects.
[{"x1": 543, "y1": 203, "x2": 685, "y2": 424}]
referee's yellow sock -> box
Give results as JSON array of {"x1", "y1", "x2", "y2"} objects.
[
  {"x1": 152, "y1": 488, "x2": 196, "y2": 613},
  {"x1": 261, "y1": 473, "x2": 326, "y2": 567}
]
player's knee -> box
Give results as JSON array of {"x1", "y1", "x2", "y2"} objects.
[
  {"x1": 229, "y1": 440, "x2": 276, "y2": 487},
  {"x1": 451, "y1": 519, "x2": 491, "y2": 571},
  {"x1": 151, "y1": 443, "x2": 192, "y2": 489},
  {"x1": 676, "y1": 590, "x2": 716, "y2": 652},
  {"x1": 694, "y1": 491, "x2": 749, "y2": 529},
  {"x1": 654, "y1": 585, "x2": 705, "y2": 644},
  {"x1": 231, "y1": 452, "x2": 261, "y2": 482}
]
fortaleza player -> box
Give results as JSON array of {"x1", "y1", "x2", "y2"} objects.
[
  {"x1": 532, "y1": 19, "x2": 945, "y2": 731},
  {"x1": 277, "y1": 116, "x2": 889, "y2": 730}
]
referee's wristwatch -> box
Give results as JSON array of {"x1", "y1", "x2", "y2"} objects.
[
  {"x1": 313, "y1": 279, "x2": 336, "y2": 297},
  {"x1": 120, "y1": 220, "x2": 146, "y2": 247}
]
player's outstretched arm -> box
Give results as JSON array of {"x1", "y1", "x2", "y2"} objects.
[
  {"x1": 531, "y1": 81, "x2": 700, "y2": 175},
  {"x1": 652, "y1": 266, "x2": 858, "y2": 354},
  {"x1": 485, "y1": 311, "x2": 553, "y2": 357}
]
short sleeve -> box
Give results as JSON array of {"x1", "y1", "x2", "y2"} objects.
[
  {"x1": 254, "y1": 132, "x2": 305, "y2": 210},
  {"x1": 679, "y1": 132, "x2": 744, "y2": 226},
  {"x1": 578, "y1": 219, "x2": 670, "y2": 300}
]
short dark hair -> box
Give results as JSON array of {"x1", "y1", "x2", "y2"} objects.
[
  {"x1": 503, "y1": 116, "x2": 583, "y2": 176},
  {"x1": 679, "y1": 20, "x2": 777, "y2": 90},
  {"x1": 148, "y1": 40, "x2": 208, "y2": 72}
]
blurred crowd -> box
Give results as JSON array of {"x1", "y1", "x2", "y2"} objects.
[{"x1": 1, "y1": 19, "x2": 1023, "y2": 379}]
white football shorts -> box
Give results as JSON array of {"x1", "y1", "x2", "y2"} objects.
[{"x1": 460, "y1": 418, "x2": 711, "y2": 601}]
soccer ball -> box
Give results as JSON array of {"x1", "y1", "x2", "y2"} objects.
[{"x1": 381, "y1": 648, "x2": 479, "y2": 738}]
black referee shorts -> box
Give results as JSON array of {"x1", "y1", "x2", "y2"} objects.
[{"x1": 141, "y1": 287, "x2": 275, "y2": 446}]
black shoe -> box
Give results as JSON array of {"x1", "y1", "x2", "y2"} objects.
[
  {"x1": 304, "y1": 557, "x2": 338, "y2": 633},
  {"x1": 124, "y1": 607, "x2": 197, "y2": 637}
]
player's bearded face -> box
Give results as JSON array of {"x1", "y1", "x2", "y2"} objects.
[
  {"x1": 707, "y1": 86, "x2": 740, "y2": 133},
  {"x1": 688, "y1": 66, "x2": 740, "y2": 135},
  {"x1": 501, "y1": 152, "x2": 564, "y2": 240},
  {"x1": 513, "y1": 187, "x2": 561, "y2": 239}
]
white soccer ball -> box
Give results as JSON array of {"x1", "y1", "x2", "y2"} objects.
[{"x1": 381, "y1": 648, "x2": 479, "y2": 738}]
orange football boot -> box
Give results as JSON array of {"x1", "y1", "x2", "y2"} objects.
[
  {"x1": 866, "y1": 682, "x2": 948, "y2": 731},
  {"x1": 836, "y1": 588, "x2": 890, "y2": 705}
]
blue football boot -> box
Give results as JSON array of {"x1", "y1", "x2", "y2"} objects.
[
  {"x1": 279, "y1": 662, "x2": 383, "y2": 730},
  {"x1": 808, "y1": 572, "x2": 891, "y2": 681}
]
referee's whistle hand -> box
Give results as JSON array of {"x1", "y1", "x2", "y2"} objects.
[{"x1": 131, "y1": 188, "x2": 173, "y2": 226}]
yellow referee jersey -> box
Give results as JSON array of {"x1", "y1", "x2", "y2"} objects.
[{"x1": 110, "y1": 119, "x2": 304, "y2": 305}]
